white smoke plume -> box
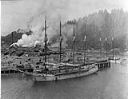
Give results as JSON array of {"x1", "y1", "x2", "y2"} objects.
[
  {"x1": 14, "y1": 0, "x2": 70, "y2": 47},
  {"x1": 16, "y1": 15, "x2": 45, "y2": 47}
]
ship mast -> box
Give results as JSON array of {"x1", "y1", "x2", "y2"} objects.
[
  {"x1": 83, "y1": 22, "x2": 87, "y2": 64},
  {"x1": 99, "y1": 37, "x2": 102, "y2": 57},
  {"x1": 83, "y1": 35, "x2": 86, "y2": 64},
  {"x1": 112, "y1": 37, "x2": 114, "y2": 59},
  {"x1": 72, "y1": 25, "x2": 76, "y2": 64},
  {"x1": 105, "y1": 37, "x2": 107, "y2": 58},
  {"x1": 59, "y1": 21, "x2": 62, "y2": 63},
  {"x1": 44, "y1": 18, "x2": 48, "y2": 66}
]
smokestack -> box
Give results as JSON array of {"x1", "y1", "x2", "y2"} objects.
[{"x1": 11, "y1": 32, "x2": 14, "y2": 45}]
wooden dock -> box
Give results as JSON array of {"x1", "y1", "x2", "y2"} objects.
[
  {"x1": 1, "y1": 65, "x2": 33, "y2": 75},
  {"x1": 96, "y1": 60, "x2": 111, "y2": 70},
  {"x1": 1, "y1": 59, "x2": 110, "y2": 75}
]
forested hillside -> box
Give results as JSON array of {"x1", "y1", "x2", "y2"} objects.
[
  {"x1": 2, "y1": 9, "x2": 128, "y2": 50},
  {"x1": 51, "y1": 9, "x2": 128, "y2": 50}
]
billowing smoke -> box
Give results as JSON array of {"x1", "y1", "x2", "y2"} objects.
[
  {"x1": 16, "y1": 15, "x2": 46, "y2": 47},
  {"x1": 14, "y1": 0, "x2": 70, "y2": 47},
  {"x1": 16, "y1": 15, "x2": 70, "y2": 47}
]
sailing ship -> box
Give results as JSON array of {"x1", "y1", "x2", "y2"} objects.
[{"x1": 30, "y1": 19, "x2": 98, "y2": 81}]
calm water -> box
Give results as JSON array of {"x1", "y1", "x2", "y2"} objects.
[{"x1": 1, "y1": 58, "x2": 128, "y2": 99}]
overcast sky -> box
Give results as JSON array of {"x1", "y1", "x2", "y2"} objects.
[{"x1": 1, "y1": 0, "x2": 128, "y2": 36}]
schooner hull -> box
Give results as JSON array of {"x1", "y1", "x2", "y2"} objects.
[{"x1": 33, "y1": 66, "x2": 98, "y2": 82}]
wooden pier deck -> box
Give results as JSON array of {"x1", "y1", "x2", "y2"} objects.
[
  {"x1": 1, "y1": 60, "x2": 110, "y2": 75},
  {"x1": 96, "y1": 60, "x2": 111, "y2": 70}
]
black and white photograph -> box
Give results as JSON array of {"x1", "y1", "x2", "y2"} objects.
[{"x1": 1, "y1": 0, "x2": 128, "y2": 99}]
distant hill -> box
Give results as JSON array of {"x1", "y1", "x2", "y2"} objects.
[{"x1": 51, "y1": 9, "x2": 128, "y2": 51}]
